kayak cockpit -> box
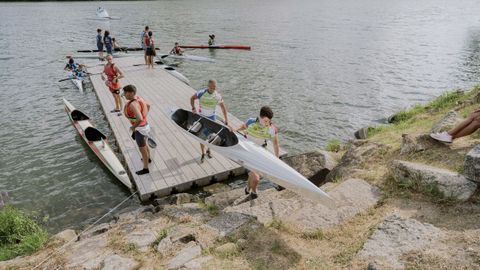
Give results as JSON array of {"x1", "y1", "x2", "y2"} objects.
[
  {"x1": 71, "y1": 110, "x2": 89, "y2": 121},
  {"x1": 85, "y1": 127, "x2": 107, "y2": 142},
  {"x1": 171, "y1": 109, "x2": 238, "y2": 147}
]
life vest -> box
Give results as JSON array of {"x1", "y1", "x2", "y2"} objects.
[
  {"x1": 104, "y1": 63, "x2": 121, "y2": 90},
  {"x1": 197, "y1": 89, "x2": 221, "y2": 117},
  {"x1": 246, "y1": 118, "x2": 277, "y2": 141},
  {"x1": 66, "y1": 63, "x2": 78, "y2": 70},
  {"x1": 144, "y1": 36, "x2": 152, "y2": 47},
  {"x1": 126, "y1": 96, "x2": 148, "y2": 126}
]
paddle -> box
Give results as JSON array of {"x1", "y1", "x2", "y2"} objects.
[
  {"x1": 58, "y1": 71, "x2": 102, "y2": 82},
  {"x1": 131, "y1": 132, "x2": 157, "y2": 148}
]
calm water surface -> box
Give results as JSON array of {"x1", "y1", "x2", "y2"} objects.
[{"x1": 1, "y1": 0, "x2": 480, "y2": 232}]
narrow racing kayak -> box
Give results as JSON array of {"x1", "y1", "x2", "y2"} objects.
[
  {"x1": 179, "y1": 45, "x2": 251, "y2": 50},
  {"x1": 71, "y1": 77, "x2": 84, "y2": 92},
  {"x1": 132, "y1": 60, "x2": 190, "y2": 85},
  {"x1": 77, "y1": 48, "x2": 159, "y2": 53},
  {"x1": 170, "y1": 109, "x2": 334, "y2": 206},
  {"x1": 64, "y1": 98, "x2": 132, "y2": 189},
  {"x1": 66, "y1": 70, "x2": 86, "y2": 92},
  {"x1": 157, "y1": 54, "x2": 214, "y2": 62}
]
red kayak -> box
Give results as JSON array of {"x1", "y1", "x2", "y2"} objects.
[{"x1": 179, "y1": 45, "x2": 251, "y2": 50}]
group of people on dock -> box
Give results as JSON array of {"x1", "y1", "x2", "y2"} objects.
[
  {"x1": 95, "y1": 49, "x2": 279, "y2": 198},
  {"x1": 140, "y1": 26, "x2": 156, "y2": 68},
  {"x1": 96, "y1": 29, "x2": 120, "y2": 61}
]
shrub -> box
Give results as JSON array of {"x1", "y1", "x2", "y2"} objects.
[{"x1": 0, "y1": 206, "x2": 48, "y2": 261}]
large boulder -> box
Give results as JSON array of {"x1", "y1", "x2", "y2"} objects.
[
  {"x1": 282, "y1": 150, "x2": 339, "y2": 186},
  {"x1": 400, "y1": 134, "x2": 445, "y2": 155},
  {"x1": 51, "y1": 229, "x2": 77, "y2": 244},
  {"x1": 166, "y1": 242, "x2": 202, "y2": 269},
  {"x1": 354, "y1": 127, "x2": 369, "y2": 139},
  {"x1": 175, "y1": 193, "x2": 195, "y2": 205},
  {"x1": 203, "y1": 183, "x2": 231, "y2": 194},
  {"x1": 327, "y1": 141, "x2": 388, "y2": 182},
  {"x1": 101, "y1": 254, "x2": 139, "y2": 270},
  {"x1": 357, "y1": 215, "x2": 444, "y2": 269},
  {"x1": 204, "y1": 188, "x2": 246, "y2": 209},
  {"x1": 225, "y1": 179, "x2": 380, "y2": 232},
  {"x1": 391, "y1": 160, "x2": 477, "y2": 201},
  {"x1": 65, "y1": 234, "x2": 111, "y2": 269},
  {"x1": 429, "y1": 111, "x2": 461, "y2": 134},
  {"x1": 203, "y1": 212, "x2": 253, "y2": 237},
  {"x1": 156, "y1": 225, "x2": 197, "y2": 256},
  {"x1": 183, "y1": 256, "x2": 213, "y2": 270},
  {"x1": 465, "y1": 145, "x2": 480, "y2": 183},
  {"x1": 126, "y1": 228, "x2": 158, "y2": 252}
]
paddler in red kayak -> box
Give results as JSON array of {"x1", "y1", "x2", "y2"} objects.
[
  {"x1": 123, "y1": 84, "x2": 152, "y2": 175},
  {"x1": 208, "y1": 34, "x2": 215, "y2": 46},
  {"x1": 101, "y1": 54, "x2": 124, "y2": 116},
  {"x1": 170, "y1": 42, "x2": 184, "y2": 55}
]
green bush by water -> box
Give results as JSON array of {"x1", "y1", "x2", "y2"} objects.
[{"x1": 0, "y1": 206, "x2": 48, "y2": 261}]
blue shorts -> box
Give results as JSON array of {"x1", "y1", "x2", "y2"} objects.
[
  {"x1": 97, "y1": 44, "x2": 104, "y2": 51},
  {"x1": 202, "y1": 115, "x2": 215, "y2": 136},
  {"x1": 106, "y1": 46, "x2": 113, "y2": 54}
]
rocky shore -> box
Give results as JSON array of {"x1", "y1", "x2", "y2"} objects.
[{"x1": 1, "y1": 88, "x2": 480, "y2": 269}]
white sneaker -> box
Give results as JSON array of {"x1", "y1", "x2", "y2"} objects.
[{"x1": 430, "y1": 131, "x2": 452, "y2": 143}]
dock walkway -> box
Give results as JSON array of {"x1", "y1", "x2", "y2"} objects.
[{"x1": 88, "y1": 56, "x2": 248, "y2": 200}]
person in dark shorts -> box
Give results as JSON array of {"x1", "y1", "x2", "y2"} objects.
[
  {"x1": 144, "y1": 31, "x2": 156, "y2": 69},
  {"x1": 96, "y1": 29, "x2": 104, "y2": 60},
  {"x1": 123, "y1": 85, "x2": 151, "y2": 175},
  {"x1": 141, "y1": 26, "x2": 149, "y2": 65},
  {"x1": 103, "y1": 30, "x2": 113, "y2": 55},
  {"x1": 101, "y1": 55, "x2": 124, "y2": 115}
]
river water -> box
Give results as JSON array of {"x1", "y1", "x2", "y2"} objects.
[{"x1": 1, "y1": 0, "x2": 480, "y2": 232}]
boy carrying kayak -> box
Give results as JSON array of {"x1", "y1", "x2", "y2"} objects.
[{"x1": 235, "y1": 106, "x2": 280, "y2": 199}]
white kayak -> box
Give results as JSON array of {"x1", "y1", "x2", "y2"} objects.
[
  {"x1": 66, "y1": 70, "x2": 85, "y2": 92},
  {"x1": 71, "y1": 78, "x2": 84, "y2": 92},
  {"x1": 156, "y1": 62, "x2": 190, "y2": 85},
  {"x1": 64, "y1": 98, "x2": 132, "y2": 189},
  {"x1": 170, "y1": 109, "x2": 334, "y2": 206},
  {"x1": 157, "y1": 54, "x2": 214, "y2": 62}
]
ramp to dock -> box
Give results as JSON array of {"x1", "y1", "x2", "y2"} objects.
[{"x1": 88, "y1": 56, "x2": 247, "y2": 200}]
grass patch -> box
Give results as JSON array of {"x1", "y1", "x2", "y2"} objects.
[
  {"x1": 0, "y1": 206, "x2": 48, "y2": 261},
  {"x1": 121, "y1": 242, "x2": 137, "y2": 253},
  {"x1": 198, "y1": 202, "x2": 220, "y2": 216},
  {"x1": 152, "y1": 228, "x2": 168, "y2": 246},
  {"x1": 301, "y1": 229, "x2": 325, "y2": 240},
  {"x1": 326, "y1": 139, "x2": 341, "y2": 152}
]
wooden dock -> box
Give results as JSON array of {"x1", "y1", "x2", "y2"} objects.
[{"x1": 87, "y1": 56, "x2": 250, "y2": 201}]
